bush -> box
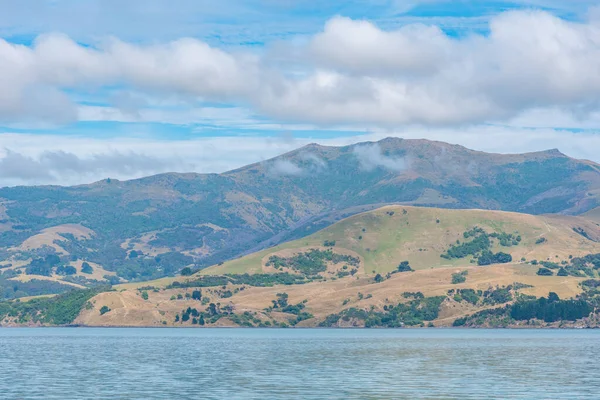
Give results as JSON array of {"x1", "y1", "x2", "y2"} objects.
[
  {"x1": 451, "y1": 271, "x2": 468, "y2": 284},
  {"x1": 397, "y1": 261, "x2": 413, "y2": 272},
  {"x1": 536, "y1": 268, "x2": 553, "y2": 276},
  {"x1": 81, "y1": 262, "x2": 93, "y2": 274},
  {"x1": 99, "y1": 305, "x2": 110, "y2": 315}
]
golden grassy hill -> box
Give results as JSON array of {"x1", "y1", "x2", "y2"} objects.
[
  {"x1": 203, "y1": 205, "x2": 600, "y2": 275},
  {"x1": 69, "y1": 206, "x2": 600, "y2": 328}
]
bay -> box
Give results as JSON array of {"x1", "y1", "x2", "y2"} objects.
[{"x1": 0, "y1": 328, "x2": 598, "y2": 399}]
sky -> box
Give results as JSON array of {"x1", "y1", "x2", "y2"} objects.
[{"x1": 1, "y1": 0, "x2": 600, "y2": 186}]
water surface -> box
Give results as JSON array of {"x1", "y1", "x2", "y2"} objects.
[{"x1": 0, "y1": 328, "x2": 598, "y2": 399}]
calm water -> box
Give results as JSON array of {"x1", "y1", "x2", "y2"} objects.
[{"x1": 0, "y1": 328, "x2": 599, "y2": 399}]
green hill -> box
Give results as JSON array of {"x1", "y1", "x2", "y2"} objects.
[{"x1": 205, "y1": 205, "x2": 600, "y2": 276}]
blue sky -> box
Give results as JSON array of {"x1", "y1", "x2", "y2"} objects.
[{"x1": 1, "y1": 0, "x2": 600, "y2": 185}]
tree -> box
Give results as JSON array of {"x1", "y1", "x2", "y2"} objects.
[
  {"x1": 129, "y1": 250, "x2": 139, "y2": 259},
  {"x1": 536, "y1": 268, "x2": 553, "y2": 276},
  {"x1": 548, "y1": 292, "x2": 560, "y2": 303},
  {"x1": 192, "y1": 290, "x2": 202, "y2": 300},
  {"x1": 374, "y1": 274, "x2": 384, "y2": 283},
  {"x1": 99, "y1": 306, "x2": 110, "y2": 315},
  {"x1": 81, "y1": 262, "x2": 93, "y2": 274},
  {"x1": 276, "y1": 293, "x2": 288, "y2": 308},
  {"x1": 180, "y1": 267, "x2": 193, "y2": 276},
  {"x1": 141, "y1": 291, "x2": 149, "y2": 300},
  {"x1": 397, "y1": 261, "x2": 413, "y2": 272},
  {"x1": 557, "y1": 268, "x2": 569, "y2": 277}
]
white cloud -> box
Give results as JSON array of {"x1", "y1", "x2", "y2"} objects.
[
  {"x1": 4, "y1": 10, "x2": 600, "y2": 128},
  {"x1": 0, "y1": 34, "x2": 258, "y2": 123},
  {"x1": 353, "y1": 143, "x2": 408, "y2": 172},
  {"x1": 258, "y1": 10, "x2": 600, "y2": 127},
  {"x1": 267, "y1": 159, "x2": 304, "y2": 176}
]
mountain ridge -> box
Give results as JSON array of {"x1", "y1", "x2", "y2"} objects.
[{"x1": 0, "y1": 137, "x2": 599, "y2": 290}]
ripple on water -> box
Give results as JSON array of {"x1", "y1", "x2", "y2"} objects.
[{"x1": 0, "y1": 328, "x2": 599, "y2": 399}]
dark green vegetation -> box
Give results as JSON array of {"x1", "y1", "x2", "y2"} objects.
[
  {"x1": 168, "y1": 273, "x2": 314, "y2": 289},
  {"x1": 0, "y1": 287, "x2": 108, "y2": 325},
  {"x1": 0, "y1": 269, "x2": 75, "y2": 300},
  {"x1": 449, "y1": 286, "x2": 513, "y2": 306},
  {"x1": 397, "y1": 261, "x2": 413, "y2": 272},
  {"x1": 0, "y1": 137, "x2": 598, "y2": 285},
  {"x1": 266, "y1": 249, "x2": 359, "y2": 275},
  {"x1": 320, "y1": 296, "x2": 445, "y2": 327},
  {"x1": 441, "y1": 227, "x2": 516, "y2": 265},
  {"x1": 454, "y1": 288, "x2": 599, "y2": 327},
  {"x1": 529, "y1": 253, "x2": 600, "y2": 277},
  {"x1": 451, "y1": 270, "x2": 468, "y2": 284}
]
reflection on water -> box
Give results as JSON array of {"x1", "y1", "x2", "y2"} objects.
[{"x1": 0, "y1": 328, "x2": 598, "y2": 399}]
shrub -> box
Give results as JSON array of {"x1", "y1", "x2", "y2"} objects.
[
  {"x1": 397, "y1": 261, "x2": 413, "y2": 272},
  {"x1": 99, "y1": 305, "x2": 111, "y2": 315},
  {"x1": 451, "y1": 271, "x2": 468, "y2": 284},
  {"x1": 81, "y1": 262, "x2": 93, "y2": 274}
]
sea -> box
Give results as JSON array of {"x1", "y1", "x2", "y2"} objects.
[{"x1": 0, "y1": 328, "x2": 598, "y2": 399}]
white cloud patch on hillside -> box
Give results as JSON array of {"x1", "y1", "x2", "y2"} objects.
[
  {"x1": 353, "y1": 143, "x2": 408, "y2": 172},
  {"x1": 267, "y1": 159, "x2": 304, "y2": 177}
]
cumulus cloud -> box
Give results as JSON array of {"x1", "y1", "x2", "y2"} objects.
[
  {"x1": 260, "y1": 10, "x2": 600, "y2": 126},
  {"x1": 0, "y1": 33, "x2": 257, "y2": 123},
  {"x1": 353, "y1": 143, "x2": 408, "y2": 172},
  {"x1": 4, "y1": 10, "x2": 600, "y2": 128}
]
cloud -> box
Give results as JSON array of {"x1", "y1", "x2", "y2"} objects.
[
  {"x1": 3, "y1": 10, "x2": 600, "y2": 129},
  {"x1": 0, "y1": 33, "x2": 257, "y2": 123},
  {"x1": 268, "y1": 159, "x2": 304, "y2": 176},
  {"x1": 258, "y1": 10, "x2": 600, "y2": 126},
  {"x1": 0, "y1": 148, "x2": 188, "y2": 186},
  {"x1": 4, "y1": 9, "x2": 600, "y2": 128},
  {"x1": 353, "y1": 143, "x2": 408, "y2": 172}
]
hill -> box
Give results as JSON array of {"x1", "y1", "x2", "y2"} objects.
[
  {"x1": 4, "y1": 206, "x2": 599, "y2": 328},
  {"x1": 1, "y1": 137, "x2": 600, "y2": 299},
  {"x1": 205, "y1": 206, "x2": 600, "y2": 275}
]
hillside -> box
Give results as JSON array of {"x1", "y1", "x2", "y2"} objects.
[
  {"x1": 4, "y1": 206, "x2": 599, "y2": 328},
  {"x1": 205, "y1": 206, "x2": 600, "y2": 275},
  {"x1": 1, "y1": 137, "x2": 600, "y2": 300},
  {"x1": 583, "y1": 206, "x2": 600, "y2": 224}
]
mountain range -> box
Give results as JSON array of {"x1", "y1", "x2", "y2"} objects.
[{"x1": 1, "y1": 137, "x2": 599, "y2": 286}]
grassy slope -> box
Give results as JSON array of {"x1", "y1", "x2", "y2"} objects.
[
  {"x1": 203, "y1": 205, "x2": 600, "y2": 275},
  {"x1": 77, "y1": 264, "x2": 586, "y2": 327},
  {"x1": 73, "y1": 206, "x2": 600, "y2": 328},
  {"x1": 583, "y1": 206, "x2": 600, "y2": 224}
]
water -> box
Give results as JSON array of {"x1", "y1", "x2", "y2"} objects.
[{"x1": 0, "y1": 328, "x2": 599, "y2": 399}]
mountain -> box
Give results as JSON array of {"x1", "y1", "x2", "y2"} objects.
[
  {"x1": 1, "y1": 137, "x2": 600, "y2": 291},
  {"x1": 6, "y1": 205, "x2": 599, "y2": 328}
]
